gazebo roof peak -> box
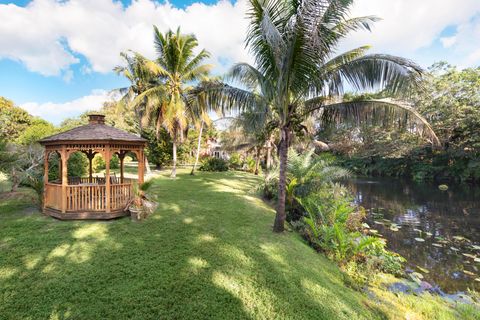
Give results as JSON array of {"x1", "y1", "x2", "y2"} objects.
[{"x1": 39, "y1": 114, "x2": 146, "y2": 145}]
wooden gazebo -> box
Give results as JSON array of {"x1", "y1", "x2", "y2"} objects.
[{"x1": 39, "y1": 114, "x2": 147, "y2": 220}]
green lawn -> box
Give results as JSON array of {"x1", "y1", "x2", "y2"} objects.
[{"x1": 0, "y1": 170, "x2": 477, "y2": 319}]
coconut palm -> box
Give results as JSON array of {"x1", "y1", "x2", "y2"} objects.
[
  {"x1": 132, "y1": 26, "x2": 212, "y2": 178},
  {"x1": 113, "y1": 51, "x2": 160, "y2": 174},
  {"x1": 203, "y1": 0, "x2": 439, "y2": 232},
  {"x1": 189, "y1": 81, "x2": 214, "y2": 175}
]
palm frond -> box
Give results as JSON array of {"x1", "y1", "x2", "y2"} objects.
[{"x1": 320, "y1": 99, "x2": 440, "y2": 146}]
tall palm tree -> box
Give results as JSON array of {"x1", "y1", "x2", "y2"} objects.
[
  {"x1": 133, "y1": 27, "x2": 212, "y2": 178},
  {"x1": 113, "y1": 51, "x2": 160, "y2": 174},
  {"x1": 204, "y1": 0, "x2": 439, "y2": 232}
]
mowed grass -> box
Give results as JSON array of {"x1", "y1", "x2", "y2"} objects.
[{"x1": 0, "y1": 170, "x2": 477, "y2": 319}]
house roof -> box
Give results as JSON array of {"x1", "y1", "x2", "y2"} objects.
[{"x1": 39, "y1": 114, "x2": 146, "y2": 145}]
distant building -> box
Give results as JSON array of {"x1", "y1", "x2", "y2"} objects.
[{"x1": 202, "y1": 137, "x2": 229, "y2": 160}]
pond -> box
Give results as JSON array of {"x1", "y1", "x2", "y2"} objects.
[{"x1": 343, "y1": 177, "x2": 480, "y2": 293}]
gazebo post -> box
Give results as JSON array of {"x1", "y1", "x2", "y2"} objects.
[
  {"x1": 43, "y1": 150, "x2": 49, "y2": 212},
  {"x1": 138, "y1": 150, "x2": 145, "y2": 185},
  {"x1": 88, "y1": 154, "x2": 93, "y2": 183},
  {"x1": 119, "y1": 152, "x2": 125, "y2": 184},
  {"x1": 61, "y1": 147, "x2": 68, "y2": 214},
  {"x1": 105, "y1": 146, "x2": 111, "y2": 213}
]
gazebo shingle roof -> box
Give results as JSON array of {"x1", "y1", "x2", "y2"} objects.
[{"x1": 39, "y1": 114, "x2": 146, "y2": 144}]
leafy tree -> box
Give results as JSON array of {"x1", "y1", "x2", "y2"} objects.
[
  {"x1": 143, "y1": 128, "x2": 173, "y2": 169},
  {"x1": 414, "y1": 63, "x2": 480, "y2": 150},
  {"x1": 0, "y1": 97, "x2": 33, "y2": 140},
  {"x1": 204, "y1": 0, "x2": 438, "y2": 232},
  {"x1": 132, "y1": 26, "x2": 212, "y2": 178},
  {"x1": 16, "y1": 118, "x2": 56, "y2": 145}
]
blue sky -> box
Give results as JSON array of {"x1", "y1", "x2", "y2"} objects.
[{"x1": 0, "y1": 0, "x2": 479, "y2": 124}]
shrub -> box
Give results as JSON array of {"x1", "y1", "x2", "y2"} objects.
[
  {"x1": 93, "y1": 154, "x2": 119, "y2": 173},
  {"x1": 199, "y1": 157, "x2": 229, "y2": 172},
  {"x1": 293, "y1": 182, "x2": 405, "y2": 287},
  {"x1": 244, "y1": 156, "x2": 257, "y2": 173},
  {"x1": 228, "y1": 152, "x2": 243, "y2": 170}
]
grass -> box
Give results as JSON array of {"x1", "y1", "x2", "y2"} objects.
[{"x1": 0, "y1": 170, "x2": 478, "y2": 319}]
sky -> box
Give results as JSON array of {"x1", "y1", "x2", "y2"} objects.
[{"x1": 0, "y1": 0, "x2": 479, "y2": 125}]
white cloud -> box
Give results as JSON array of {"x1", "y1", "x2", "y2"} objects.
[
  {"x1": 0, "y1": 0, "x2": 250, "y2": 77},
  {"x1": 21, "y1": 90, "x2": 115, "y2": 125},
  {"x1": 338, "y1": 0, "x2": 480, "y2": 63},
  {"x1": 440, "y1": 36, "x2": 457, "y2": 48},
  {"x1": 0, "y1": 0, "x2": 478, "y2": 79}
]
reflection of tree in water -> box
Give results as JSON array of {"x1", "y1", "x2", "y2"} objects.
[{"x1": 343, "y1": 178, "x2": 480, "y2": 293}]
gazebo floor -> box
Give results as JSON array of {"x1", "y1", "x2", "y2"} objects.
[{"x1": 44, "y1": 207, "x2": 129, "y2": 220}]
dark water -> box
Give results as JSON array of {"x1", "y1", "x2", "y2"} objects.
[{"x1": 344, "y1": 177, "x2": 480, "y2": 293}]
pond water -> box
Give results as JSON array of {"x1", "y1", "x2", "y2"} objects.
[{"x1": 343, "y1": 177, "x2": 480, "y2": 293}]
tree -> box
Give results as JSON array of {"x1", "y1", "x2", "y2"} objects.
[
  {"x1": 0, "y1": 97, "x2": 33, "y2": 140},
  {"x1": 16, "y1": 118, "x2": 56, "y2": 145},
  {"x1": 133, "y1": 26, "x2": 211, "y2": 178},
  {"x1": 204, "y1": 0, "x2": 439, "y2": 232}
]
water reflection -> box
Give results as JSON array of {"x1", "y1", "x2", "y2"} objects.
[{"x1": 343, "y1": 177, "x2": 480, "y2": 293}]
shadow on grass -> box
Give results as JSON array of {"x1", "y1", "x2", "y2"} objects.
[{"x1": 0, "y1": 171, "x2": 387, "y2": 319}]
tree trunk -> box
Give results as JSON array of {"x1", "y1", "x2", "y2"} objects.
[
  {"x1": 10, "y1": 168, "x2": 19, "y2": 192},
  {"x1": 266, "y1": 137, "x2": 272, "y2": 171},
  {"x1": 191, "y1": 121, "x2": 204, "y2": 175},
  {"x1": 171, "y1": 140, "x2": 177, "y2": 178},
  {"x1": 145, "y1": 158, "x2": 152, "y2": 175},
  {"x1": 254, "y1": 146, "x2": 260, "y2": 175},
  {"x1": 273, "y1": 127, "x2": 289, "y2": 233}
]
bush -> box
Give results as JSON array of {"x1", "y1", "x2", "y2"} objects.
[
  {"x1": 228, "y1": 152, "x2": 243, "y2": 170},
  {"x1": 93, "y1": 154, "x2": 119, "y2": 173},
  {"x1": 292, "y1": 182, "x2": 405, "y2": 287},
  {"x1": 199, "y1": 157, "x2": 229, "y2": 172}
]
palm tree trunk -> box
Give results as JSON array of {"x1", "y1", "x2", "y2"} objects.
[
  {"x1": 266, "y1": 137, "x2": 272, "y2": 170},
  {"x1": 191, "y1": 121, "x2": 204, "y2": 175},
  {"x1": 254, "y1": 146, "x2": 260, "y2": 175},
  {"x1": 273, "y1": 127, "x2": 289, "y2": 233},
  {"x1": 171, "y1": 140, "x2": 177, "y2": 178}
]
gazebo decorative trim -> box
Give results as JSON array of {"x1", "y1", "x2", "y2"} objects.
[{"x1": 39, "y1": 114, "x2": 147, "y2": 220}]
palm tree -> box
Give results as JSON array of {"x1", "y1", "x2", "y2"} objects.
[
  {"x1": 133, "y1": 26, "x2": 212, "y2": 178},
  {"x1": 113, "y1": 51, "x2": 160, "y2": 174},
  {"x1": 204, "y1": 0, "x2": 439, "y2": 232}
]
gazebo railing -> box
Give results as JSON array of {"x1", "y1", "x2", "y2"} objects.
[{"x1": 45, "y1": 179, "x2": 134, "y2": 213}]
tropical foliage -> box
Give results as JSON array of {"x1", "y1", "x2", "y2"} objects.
[
  {"x1": 201, "y1": 0, "x2": 438, "y2": 232},
  {"x1": 326, "y1": 64, "x2": 480, "y2": 182},
  {"x1": 131, "y1": 27, "x2": 212, "y2": 178}
]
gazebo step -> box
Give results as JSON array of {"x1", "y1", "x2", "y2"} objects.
[{"x1": 44, "y1": 208, "x2": 129, "y2": 220}]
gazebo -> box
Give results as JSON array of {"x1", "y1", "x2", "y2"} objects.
[{"x1": 39, "y1": 114, "x2": 147, "y2": 220}]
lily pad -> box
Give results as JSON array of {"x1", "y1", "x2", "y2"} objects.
[
  {"x1": 415, "y1": 238, "x2": 425, "y2": 242},
  {"x1": 425, "y1": 232, "x2": 433, "y2": 237},
  {"x1": 462, "y1": 253, "x2": 477, "y2": 259},
  {"x1": 413, "y1": 228, "x2": 422, "y2": 233},
  {"x1": 474, "y1": 258, "x2": 480, "y2": 263},
  {"x1": 417, "y1": 266, "x2": 429, "y2": 274},
  {"x1": 409, "y1": 272, "x2": 423, "y2": 284},
  {"x1": 374, "y1": 221, "x2": 384, "y2": 225},
  {"x1": 453, "y1": 236, "x2": 471, "y2": 242},
  {"x1": 432, "y1": 243, "x2": 444, "y2": 248},
  {"x1": 450, "y1": 247, "x2": 460, "y2": 252},
  {"x1": 463, "y1": 270, "x2": 476, "y2": 276},
  {"x1": 475, "y1": 278, "x2": 480, "y2": 282},
  {"x1": 471, "y1": 245, "x2": 480, "y2": 250}
]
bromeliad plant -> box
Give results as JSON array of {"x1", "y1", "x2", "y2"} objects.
[{"x1": 201, "y1": 0, "x2": 440, "y2": 232}]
